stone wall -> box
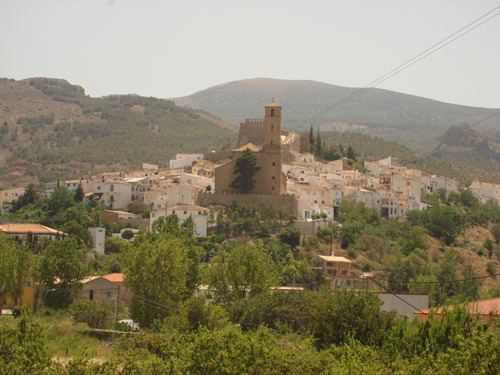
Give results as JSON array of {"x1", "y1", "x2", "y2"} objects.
[
  {"x1": 197, "y1": 191, "x2": 298, "y2": 216},
  {"x1": 237, "y1": 120, "x2": 264, "y2": 148},
  {"x1": 294, "y1": 220, "x2": 331, "y2": 235}
]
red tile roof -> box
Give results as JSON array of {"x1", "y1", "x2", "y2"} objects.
[{"x1": 0, "y1": 223, "x2": 66, "y2": 236}]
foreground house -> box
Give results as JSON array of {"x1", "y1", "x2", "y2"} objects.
[
  {"x1": 0, "y1": 223, "x2": 66, "y2": 241},
  {"x1": 414, "y1": 297, "x2": 500, "y2": 322}
]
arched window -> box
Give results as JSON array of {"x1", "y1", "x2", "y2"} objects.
[{"x1": 270, "y1": 109, "x2": 275, "y2": 117}]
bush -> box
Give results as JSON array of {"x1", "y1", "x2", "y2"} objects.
[
  {"x1": 487, "y1": 262, "x2": 497, "y2": 277},
  {"x1": 121, "y1": 229, "x2": 135, "y2": 240},
  {"x1": 70, "y1": 300, "x2": 114, "y2": 329}
]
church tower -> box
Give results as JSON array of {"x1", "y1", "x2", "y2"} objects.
[{"x1": 263, "y1": 101, "x2": 281, "y2": 152}]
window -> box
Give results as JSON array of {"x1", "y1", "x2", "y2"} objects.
[
  {"x1": 272, "y1": 176, "x2": 275, "y2": 180},
  {"x1": 110, "y1": 195, "x2": 114, "y2": 202},
  {"x1": 272, "y1": 187, "x2": 275, "y2": 190},
  {"x1": 26, "y1": 281, "x2": 32, "y2": 287},
  {"x1": 327, "y1": 262, "x2": 333, "y2": 266},
  {"x1": 328, "y1": 270, "x2": 333, "y2": 274},
  {"x1": 184, "y1": 211, "x2": 187, "y2": 214},
  {"x1": 272, "y1": 162, "x2": 275, "y2": 166},
  {"x1": 271, "y1": 125, "x2": 274, "y2": 130},
  {"x1": 270, "y1": 109, "x2": 275, "y2": 116},
  {"x1": 107, "y1": 291, "x2": 112, "y2": 298},
  {"x1": 342, "y1": 270, "x2": 347, "y2": 276},
  {"x1": 270, "y1": 141, "x2": 273, "y2": 145},
  {"x1": 89, "y1": 290, "x2": 94, "y2": 300}
]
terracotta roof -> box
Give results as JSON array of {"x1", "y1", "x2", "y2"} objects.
[
  {"x1": 168, "y1": 204, "x2": 209, "y2": 211},
  {"x1": 0, "y1": 224, "x2": 66, "y2": 236},
  {"x1": 318, "y1": 255, "x2": 352, "y2": 263},
  {"x1": 102, "y1": 273, "x2": 125, "y2": 283},
  {"x1": 232, "y1": 143, "x2": 260, "y2": 152},
  {"x1": 266, "y1": 102, "x2": 281, "y2": 107},
  {"x1": 414, "y1": 297, "x2": 500, "y2": 317}
]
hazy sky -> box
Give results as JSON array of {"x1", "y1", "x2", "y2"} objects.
[{"x1": 1, "y1": 0, "x2": 499, "y2": 108}]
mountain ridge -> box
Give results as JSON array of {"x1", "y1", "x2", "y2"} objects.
[{"x1": 172, "y1": 77, "x2": 500, "y2": 151}]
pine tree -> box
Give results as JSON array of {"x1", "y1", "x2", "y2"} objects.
[
  {"x1": 309, "y1": 126, "x2": 315, "y2": 152},
  {"x1": 316, "y1": 130, "x2": 322, "y2": 156}
]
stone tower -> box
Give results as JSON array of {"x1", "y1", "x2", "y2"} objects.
[
  {"x1": 263, "y1": 101, "x2": 282, "y2": 151},
  {"x1": 214, "y1": 102, "x2": 287, "y2": 195}
]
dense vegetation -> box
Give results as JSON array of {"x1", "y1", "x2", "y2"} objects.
[
  {"x1": 4, "y1": 185, "x2": 500, "y2": 371},
  {"x1": 0, "y1": 78, "x2": 236, "y2": 186}
]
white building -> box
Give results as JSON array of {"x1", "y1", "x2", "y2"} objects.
[
  {"x1": 1, "y1": 187, "x2": 25, "y2": 214},
  {"x1": 169, "y1": 154, "x2": 204, "y2": 169},
  {"x1": 150, "y1": 204, "x2": 211, "y2": 237},
  {"x1": 88, "y1": 227, "x2": 106, "y2": 256},
  {"x1": 91, "y1": 179, "x2": 132, "y2": 210}
]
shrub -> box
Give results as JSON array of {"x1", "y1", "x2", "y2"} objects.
[
  {"x1": 487, "y1": 262, "x2": 497, "y2": 277},
  {"x1": 70, "y1": 300, "x2": 114, "y2": 329}
]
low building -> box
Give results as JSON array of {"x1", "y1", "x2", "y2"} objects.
[
  {"x1": 74, "y1": 276, "x2": 119, "y2": 304},
  {"x1": 414, "y1": 297, "x2": 500, "y2": 322},
  {"x1": 0, "y1": 223, "x2": 66, "y2": 241},
  {"x1": 102, "y1": 273, "x2": 132, "y2": 307},
  {"x1": 314, "y1": 254, "x2": 352, "y2": 278},
  {"x1": 97, "y1": 209, "x2": 136, "y2": 224}
]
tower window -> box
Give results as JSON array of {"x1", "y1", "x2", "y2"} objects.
[
  {"x1": 270, "y1": 141, "x2": 273, "y2": 145},
  {"x1": 272, "y1": 162, "x2": 275, "y2": 166},
  {"x1": 272, "y1": 187, "x2": 275, "y2": 190},
  {"x1": 271, "y1": 125, "x2": 274, "y2": 130},
  {"x1": 271, "y1": 109, "x2": 275, "y2": 117},
  {"x1": 272, "y1": 176, "x2": 275, "y2": 180}
]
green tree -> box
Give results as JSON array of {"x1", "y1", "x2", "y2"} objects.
[
  {"x1": 491, "y1": 223, "x2": 500, "y2": 244},
  {"x1": 208, "y1": 243, "x2": 279, "y2": 303},
  {"x1": 279, "y1": 225, "x2": 301, "y2": 251},
  {"x1": 309, "y1": 125, "x2": 315, "y2": 151},
  {"x1": 0, "y1": 236, "x2": 18, "y2": 314},
  {"x1": 33, "y1": 237, "x2": 88, "y2": 310},
  {"x1": 346, "y1": 145, "x2": 357, "y2": 160},
  {"x1": 11, "y1": 184, "x2": 40, "y2": 212},
  {"x1": 230, "y1": 148, "x2": 261, "y2": 193},
  {"x1": 74, "y1": 184, "x2": 85, "y2": 202},
  {"x1": 484, "y1": 238, "x2": 494, "y2": 258},
  {"x1": 124, "y1": 215, "x2": 198, "y2": 328}
]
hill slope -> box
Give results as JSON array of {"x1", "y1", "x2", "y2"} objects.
[
  {"x1": 0, "y1": 78, "x2": 236, "y2": 188},
  {"x1": 172, "y1": 78, "x2": 499, "y2": 150}
]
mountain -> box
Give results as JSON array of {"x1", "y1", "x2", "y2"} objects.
[
  {"x1": 172, "y1": 78, "x2": 499, "y2": 151},
  {"x1": 0, "y1": 78, "x2": 236, "y2": 189},
  {"x1": 430, "y1": 124, "x2": 500, "y2": 178}
]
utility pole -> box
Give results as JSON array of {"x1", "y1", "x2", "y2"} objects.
[{"x1": 114, "y1": 286, "x2": 120, "y2": 326}]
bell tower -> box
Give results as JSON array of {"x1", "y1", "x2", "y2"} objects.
[{"x1": 263, "y1": 101, "x2": 281, "y2": 151}]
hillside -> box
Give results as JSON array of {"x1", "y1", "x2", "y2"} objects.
[
  {"x1": 430, "y1": 124, "x2": 500, "y2": 176},
  {"x1": 172, "y1": 78, "x2": 500, "y2": 151},
  {"x1": 0, "y1": 78, "x2": 237, "y2": 189}
]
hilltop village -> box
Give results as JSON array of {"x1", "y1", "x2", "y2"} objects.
[{"x1": 2, "y1": 102, "x2": 497, "y2": 236}]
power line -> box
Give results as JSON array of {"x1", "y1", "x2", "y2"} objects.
[
  {"x1": 379, "y1": 272, "x2": 500, "y2": 285},
  {"x1": 298, "y1": 5, "x2": 500, "y2": 127},
  {"x1": 368, "y1": 276, "x2": 424, "y2": 314}
]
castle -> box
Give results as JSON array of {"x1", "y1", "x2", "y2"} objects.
[{"x1": 214, "y1": 102, "x2": 287, "y2": 195}]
